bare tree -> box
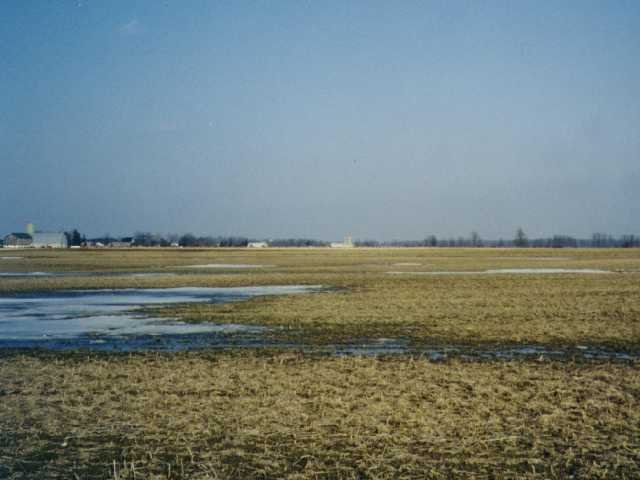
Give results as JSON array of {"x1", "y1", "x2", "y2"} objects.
[
  {"x1": 470, "y1": 231, "x2": 482, "y2": 247},
  {"x1": 514, "y1": 228, "x2": 528, "y2": 247}
]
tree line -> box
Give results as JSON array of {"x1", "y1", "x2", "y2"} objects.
[
  {"x1": 62, "y1": 229, "x2": 639, "y2": 248},
  {"x1": 355, "y1": 229, "x2": 640, "y2": 248}
]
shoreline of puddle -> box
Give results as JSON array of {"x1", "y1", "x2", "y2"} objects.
[
  {"x1": 0, "y1": 286, "x2": 636, "y2": 361},
  {"x1": 0, "y1": 335, "x2": 636, "y2": 362}
]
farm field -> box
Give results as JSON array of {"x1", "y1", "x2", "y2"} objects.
[{"x1": 0, "y1": 247, "x2": 639, "y2": 478}]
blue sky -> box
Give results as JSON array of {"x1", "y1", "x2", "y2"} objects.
[{"x1": 1, "y1": 1, "x2": 638, "y2": 240}]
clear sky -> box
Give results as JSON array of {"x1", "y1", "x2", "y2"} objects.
[{"x1": 1, "y1": 1, "x2": 638, "y2": 240}]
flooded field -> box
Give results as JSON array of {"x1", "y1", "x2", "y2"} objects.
[
  {"x1": 0, "y1": 286, "x2": 318, "y2": 345},
  {"x1": 0, "y1": 284, "x2": 636, "y2": 360},
  {"x1": 1, "y1": 248, "x2": 638, "y2": 479}
]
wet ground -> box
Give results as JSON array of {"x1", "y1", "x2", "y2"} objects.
[
  {"x1": 0, "y1": 271, "x2": 178, "y2": 277},
  {"x1": 2, "y1": 333, "x2": 636, "y2": 361},
  {"x1": 182, "y1": 263, "x2": 275, "y2": 269},
  {"x1": 0, "y1": 286, "x2": 317, "y2": 341},
  {"x1": 0, "y1": 286, "x2": 636, "y2": 361},
  {"x1": 388, "y1": 268, "x2": 612, "y2": 275},
  {"x1": 0, "y1": 268, "x2": 270, "y2": 277},
  {"x1": 327, "y1": 338, "x2": 637, "y2": 361}
]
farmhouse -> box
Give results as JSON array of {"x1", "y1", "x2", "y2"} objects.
[
  {"x1": 248, "y1": 242, "x2": 268, "y2": 248},
  {"x1": 331, "y1": 235, "x2": 354, "y2": 248},
  {"x1": 3, "y1": 233, "x2": 33, "y2": 248},
  {"x1": 32, "y1": 232, "x2": 68, "y2": 248}
]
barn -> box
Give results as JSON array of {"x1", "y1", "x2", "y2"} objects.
[
  {"x1": 3, "y1": 233, "x2": 33, "y2": 248},
  {"x1": 31, "y1": 232, "x2": 68, "y2": 248}
]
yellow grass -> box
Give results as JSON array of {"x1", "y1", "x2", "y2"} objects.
[
  {"x1": 1, "y1": 248, "x2": 639, "y2": 478},
  {"x1": 1, "y1": 352, "x2": 638, "y2": 479},
  {"x1": 3, "y1": 247, "x2": 637, "y2": 346}
]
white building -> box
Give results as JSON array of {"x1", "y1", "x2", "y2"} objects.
[
  {"x1": 331, "y1": 235, "x2": 354, "y2": 248},
  {"x1": 248, "y1": 242, "x2": 268, "y2": 248},
  {"x1": 31, "y1": 232, "x2": 68, "y2": 248}
]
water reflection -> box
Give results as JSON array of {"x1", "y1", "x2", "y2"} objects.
[{"x1": 0, "y1": 286, "x2": 318, "y2": 340}]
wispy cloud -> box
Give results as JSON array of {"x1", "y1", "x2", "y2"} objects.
[{"x1": 118, "y1": 18, "x2": 143, "y2": 36}]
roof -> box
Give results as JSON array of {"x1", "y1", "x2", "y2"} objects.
[{"x1": 5, "y1": 233, "x2": 32, "y2": 239}]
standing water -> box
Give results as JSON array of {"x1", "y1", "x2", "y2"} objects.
[{"x1": 0, "y1": 286, "x2": 320, "y2": 349}]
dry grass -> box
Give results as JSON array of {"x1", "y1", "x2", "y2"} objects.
[
  {"x1": 1, "y1": 248, "x2": 639, "y2": 347},
  {"x1": 1, "y1": 351, "x2": 638, "y2": 479},
  {"x1": 2, "y1": 246, "x2": 640, "y2": 277},
  {"x1": 154, "y1": 274, "x2": 640, "y2": 348},
  {"x1": 1, "y1": 248, "x2": 639, "y2": 478}
]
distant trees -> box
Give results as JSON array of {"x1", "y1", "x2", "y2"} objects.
[
  {"x1": 592, "y1": 233, "x2": 611, "y2": 248},
  {"x1": 179, "y1": 233, "x2": 198, "y2": 247},
  {"x1": 133, "y1": 232, "x2": 169, "y2": 247},
  {"x1": 514, "y1": 228, "x2": 528, "y2": 248},
  {"x1": 269, "y1": 238, "x2": 329, "y2": 247},
  {"x1": 470, "y1": 231, "x2": 483, "y2": 247},
  {"x1": 218, "y1": 237, "x2": 249, "y2": 247},
  {"x1": 550, "y1": 235, "x2": 578, "y2": 248},
  {"x1": 354, "y1": 239, "x2": 380, "y2": 247},
  {"x1": 177, "y1": 234, "x2": 249, "y2": 247},
  {"x1": 64, "y1": 229, "x2": 85, "y2": 247},
  {"x1": 620, "y1": 235, "x2": 639, "y2": 248},
  {"x1": 66, "y1": 229, "x2": 639, "y2": 249}
]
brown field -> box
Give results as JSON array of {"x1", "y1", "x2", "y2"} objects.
[
  {"x1": 1, "y1": 352, "x2": 639, "y2": 479},
  {"x1": 1, "y1": 248, "x2": 639, "y2": 347},
  {"x1": 0, "y1": 247, "x2": 639, "y2": 479}
]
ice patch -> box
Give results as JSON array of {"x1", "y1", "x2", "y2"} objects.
[
  {"x1": 485, "y1": 268, "x2": 611, "y2": 274},
  {"x1": 0, "y1": 286, "x2": 320, "y2": 340},
  {"x1": 182, "y1": 264, "x2": 274, "y2": 269},
  {"x1": 0, "y1": 272, "x2": 51, "y2": 277},
  {"x1": 0, "y1": 272, "x2": 176, "y2": 278},
  {"x1": 388, "y1": 268, "x2": 612, "y2": 275},
  {"x1": 492, "y1": 256, "x2": 573, "y2": 261}
]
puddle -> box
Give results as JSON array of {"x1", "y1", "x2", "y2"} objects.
[
  {"x1": 323, "y1": 340, "x2": 637, "y2": 362},
  {"x1": 0, "y1": 272, "x2": 177, "y2": 278},
  {"x1": 0, "y1": 272, "x2": 52, "y2": 277},
  {"x1": 0, "y1": 286, "x2": 319, "y2": 342},
  {"x1": 492, "y1": 256, "x2": 573, "y2": 261},
  {"x1": 122, "y1": 273, "x2": 178, "y2": 278},
  {"x1": 388, "y1": 268, "x2": 612, "y2": 275},
  {"x1": 181, "y1": 264, "x2": 274, "y2": 269},
  {"x1": 485, "y1": 268, "x2": 611, "y2": 274},
  {"x1": 0, "y1": 287, "x2": 634, "y2": 361}
]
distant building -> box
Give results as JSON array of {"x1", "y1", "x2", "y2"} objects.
[
  {"x1": 248, "y1": 242, "x2": 268, "y2": 248},
  {"x1": 331, "y1": 235, "x2": 354, "y2": 248},
  {"x1": 3, "y1": 233, "x2": 33, "y2": 248},
  {"x1": 108, "y1": 239, "x2": 133, "y2": 248},
  {"x1": 32, "y1": 232, "x2": 68, "y2": 248}
]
